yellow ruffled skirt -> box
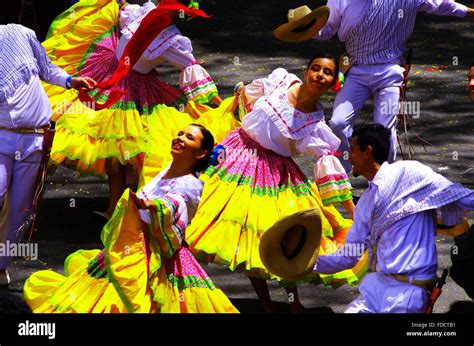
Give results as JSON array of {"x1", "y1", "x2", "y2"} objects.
[
  {"x1": 23, "y1": 190, "x2": 239, "y2": 313},
  {"x1": 24, "y1": 249, "x2": 127, "y2": 313},
  {"x1": 186, "y1": 128, "x2": 368, "y2": 286},
  {"x1": 44, "y1": 0, "x2": 239, "y2": 177}
]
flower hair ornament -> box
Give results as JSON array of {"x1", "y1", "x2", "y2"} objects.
[{"x1": 209, "y1": 144, "x2": 226, "y2": 166}]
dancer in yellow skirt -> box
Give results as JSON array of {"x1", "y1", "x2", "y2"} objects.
[
  {"x1": 23, "y1": 124, "x2": 239, "y2": 313},
  {"x1": 186, "y1": 54, "x2": 368, "y2": 313},
  {"x1": 43, "y1": 0, "x2": 230, "y2": 218}
]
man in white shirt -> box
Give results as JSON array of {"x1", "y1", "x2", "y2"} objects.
[
  {"x1": 314, "y1": 0, "x2": 474, "y2": 172},
  {"x1": 0, "y1": 23, "x2": 96, "y2": 286},
  {"x1": 313, "y1": 124, "x2": 474, "y2": 313}
]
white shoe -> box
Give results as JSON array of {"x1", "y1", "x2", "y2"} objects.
[{"x1": 0, "y1": 269, "x2": 10, "y2": 287}]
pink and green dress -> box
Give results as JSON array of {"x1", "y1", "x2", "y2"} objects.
[
  {"x1": 23, "y1": 170, "x2": 239, "y2": 313},
  {"x1": 43, "y1": 0, "x2": 226, "y2": 177},
  {"x1": 186, "y1": 68, "x2": 368, "y2": 286}
]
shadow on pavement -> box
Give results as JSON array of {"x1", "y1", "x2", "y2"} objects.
[{"x1": 229, "y1": 298, "x2": 335, "y2": 314}]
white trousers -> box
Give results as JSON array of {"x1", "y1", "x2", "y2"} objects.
[
  {"x1": 0, "y1": 130, "x2": 43, "y2": 269},
  {"x1": 345, "y1": 272, "x2": 430, "y2": 313},
  {"x1": 330, "y1": 63, "x2": 405, "y2": 172}
]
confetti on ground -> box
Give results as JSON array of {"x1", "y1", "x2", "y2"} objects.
[{"x1": 425, "y1": 65, "x2": 449, "y2": 71}]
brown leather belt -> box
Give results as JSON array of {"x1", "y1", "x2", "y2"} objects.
[
  {"x1": 0, "y1": 127, "x2": 45, "y2": 134},
  {"x1": 289, "y1": 139, "x2": 298, "y2": 155},
  {"x1": 390, "y1": 274, "x2": 438, "y2": 291}
]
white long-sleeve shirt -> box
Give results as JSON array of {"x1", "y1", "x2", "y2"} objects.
[
  {"x1": 316, "y1": 0, "x2": 467, "y2": 42},
  {"x1": 0, "y1": 24, "x2": 69, "y2": 129},
  {"x1": 314, "y1": 0, "x2": 467, "y2": 65},
  {"x1": 314, "y1": 161, "x2": 474, "y2": 281}
]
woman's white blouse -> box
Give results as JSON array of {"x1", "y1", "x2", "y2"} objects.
[{"x1": 242, "y1": 68, "x2": 341, "y2": 158}]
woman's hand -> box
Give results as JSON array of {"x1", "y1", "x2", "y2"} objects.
[
  {"x1": 342, "y1": 199, "x2": 355, "y2": 220},
  {"x1": 130, "y1": 191, "x2": 157, "y2": 211},
  {"x1": 211, "y1": 94, "x2": 223, "y2": 106}
]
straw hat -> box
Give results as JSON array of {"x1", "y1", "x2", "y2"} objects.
[
  {"x1": 273, "y1": 5, "x2": 330, "y2": 43},
  {"x1": 259, "y1": 208, "x2": 322, "y2": 281}
]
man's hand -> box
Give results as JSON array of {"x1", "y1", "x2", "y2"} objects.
[
  {"x1": 467, "y1": 8, "x2": 474, "y2": 20},
  {"x1": 70, "y1": 76, "x2": 96, "y2": 91},
  {"x1": 468, "y1": 66, "x2": 474, "y2": 101},
  {"x1": 339, "y1": 52, "x2": 352, "y2": 75}
]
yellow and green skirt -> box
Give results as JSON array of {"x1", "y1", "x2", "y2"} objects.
[
  {"x1": 186, "y1": 128, "x2": 368, "y2": 286},
  {"x1": 23, "y1": 190, "x2": 239, "y2": 313},
  {"x1": 44, "y1": 0, "x2": 239, "y2": 177}
]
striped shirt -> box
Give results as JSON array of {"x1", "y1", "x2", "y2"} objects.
[
  {"x1": 0, "y1": 24, "x2": 69, "y2": 129},
  {"x1": 315, "y1": 0, "x2": 468, "y2": 65},
  {"x1": 314, "y1": 161, "x2": 474, "y2": 278}
]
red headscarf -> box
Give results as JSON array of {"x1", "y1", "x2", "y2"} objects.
[{"x1": 79, "y1": 0, "x2": 211, "y2": 110}]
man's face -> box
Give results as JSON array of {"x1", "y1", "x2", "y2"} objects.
[
  {"x1": 469, "y1": 66, "x2": 474, "y2": 101},
  {"x1": 349, "y1": 136, "x2": 368, "y2": 178}
]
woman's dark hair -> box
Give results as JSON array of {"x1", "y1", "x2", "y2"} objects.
[
  {"x1": 306, "y1": 53, "x2": 339, "y2": 85},
  {"x1": 351, "y1": 124, "x2": 391, "y2": 165},
  {"x1": 190, "y1": 124, "x2": 214, "y2": 172}
]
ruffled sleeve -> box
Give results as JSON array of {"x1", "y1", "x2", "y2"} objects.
[
  {"x1": 295, "y1": 123, "x2": 352, "y2": 205},
  {"x1": 179, "y1": 63, "x2": 219, "y2": 104},
  {"x1": 237, "y1": 68, "x2": 296, "y2": 119},
  {"x1": 159, "y1": 34, "x2": 218, "y2": 104},
  {"x1": 313, "y1": 155, "x2": 352, "y2": 205},
  {"x1": 118, "y1": 4, "x2": 141, "y2": 32},
  {"x1": 237, "y1": 78, "x2": 264, "y2": 118}
]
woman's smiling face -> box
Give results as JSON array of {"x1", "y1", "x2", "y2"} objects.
[{"x1": 171, "y1": 125, "x2": 207, "y2": 163}]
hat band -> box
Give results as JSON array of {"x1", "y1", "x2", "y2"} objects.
[
  {"x1": 281, "y1": 229, "x2": 307, "y2": 259},
  {"x1": 291, "y1": 18, "x2": 318, "y2": 33}
]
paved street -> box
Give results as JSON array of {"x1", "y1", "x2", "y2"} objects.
[{"x1": 2, "y1": 0, "x2": 474, "y2": 315}]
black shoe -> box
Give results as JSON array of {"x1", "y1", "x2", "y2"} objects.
[{"x1": 0, "y1": 269, "x2": 10, "y2": 287}]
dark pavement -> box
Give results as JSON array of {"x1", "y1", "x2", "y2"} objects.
[{"x1": 3, "y1": 0, "x2": 474, "y2": 315}]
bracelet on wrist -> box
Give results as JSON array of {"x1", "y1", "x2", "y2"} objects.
[{"x1": 66, "y1": 75, "x2": 72, "y2": 89}]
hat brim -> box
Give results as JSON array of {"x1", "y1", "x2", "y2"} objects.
[
  {"x1": 259, "y1": 208, "x2": 322, "y2": 282},
  {"x1": 273, "y1": 6, "x2": 330, "y2": 43}
]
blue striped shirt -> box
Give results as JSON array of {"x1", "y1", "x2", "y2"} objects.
[
  {"x1": 315, "y1": 0, "x2": 468, "y2": 65},
  {"x1": 0, "y1": 24, "x2": 69, "y2": 128},
  {"x1": 314, "y1": 161, "x2": 474, "y2": 279}
]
